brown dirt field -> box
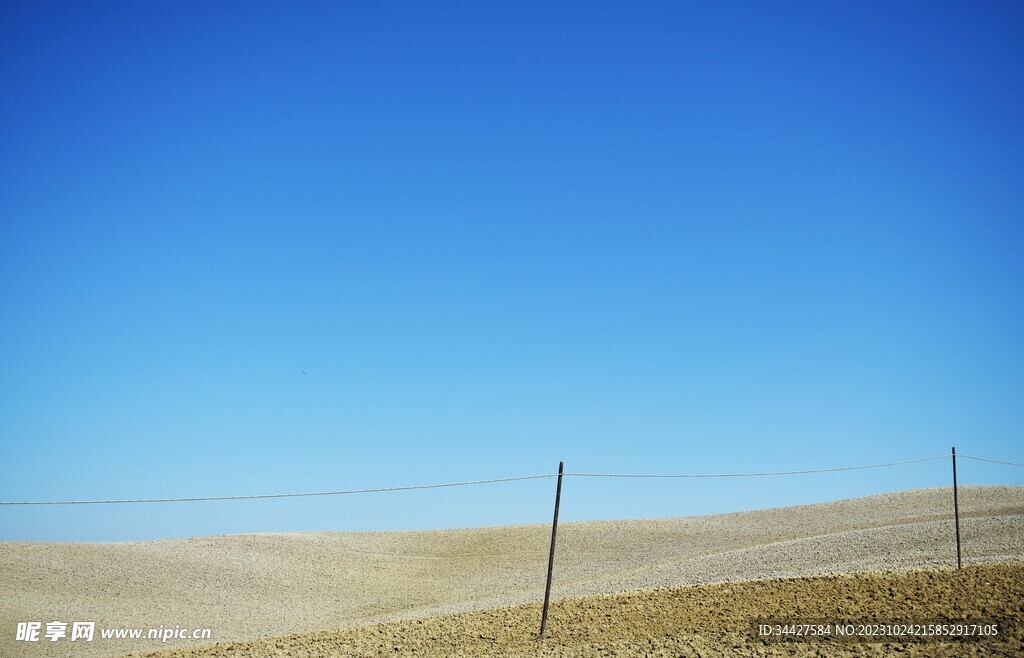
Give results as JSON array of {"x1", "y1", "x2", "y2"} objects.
[
  {"x1": 130, "y1": 562, "x2": 1024, "y2": 658},
  {"x1": 5, "y1": 487, "x2": 1020, "y2": 657}
]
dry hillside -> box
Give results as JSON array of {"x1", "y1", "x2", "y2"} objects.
[{"x1": 1, "y1": 485, "x2": 1021, "y2": 657}]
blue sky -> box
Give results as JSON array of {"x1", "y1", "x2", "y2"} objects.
[{"x1": 2, "y1": 1, "x2": 1022, "y2": 541}]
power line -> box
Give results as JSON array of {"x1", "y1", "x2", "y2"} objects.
[
  {"x1": 960, "y1": 455, "x2": 1024, "y2": 468},
  {"x1": 0, "y1": 452, "x2": 994, "y2": 506},
  {"x1": 566, "y1": 455, "x2": 949, "y2": 478},
  {"x1": 0, "y1": 474, "x2": 557, "y2": 506}
]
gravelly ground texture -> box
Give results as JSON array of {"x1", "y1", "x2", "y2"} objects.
[
  {"x1": 1, "y1": 485, "x2": 1021, "y2": 657},
  {"x1": 129, "y1": 562, "x2": 1024, "y2": 658}
]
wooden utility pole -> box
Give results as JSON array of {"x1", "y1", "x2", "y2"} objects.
[
  {"x1": 539, "y1": 461, "x2": 564, "y2": 638},
  {"x1": 952, "y1": 446, "x2": 961, "y2": 569}
]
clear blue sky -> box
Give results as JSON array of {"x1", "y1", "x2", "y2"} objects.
[{"x1": 2, "y1": 1, "x2": 1022, "y2": 541}]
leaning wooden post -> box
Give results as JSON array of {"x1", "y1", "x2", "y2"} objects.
[
  {"x1": 952, "y1": 446, "x2": 962, "y2": 569},
  {"x1": 539, "y1": 461, "x2": 564, "y2": 638}
]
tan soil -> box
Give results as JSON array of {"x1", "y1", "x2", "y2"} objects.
[
  {"x1": 133, "y1": 562, "x2": 1024, "y2": 658},
  {"x1": 2, "y1": 485, "x2": 1021, "y2": 657}
]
